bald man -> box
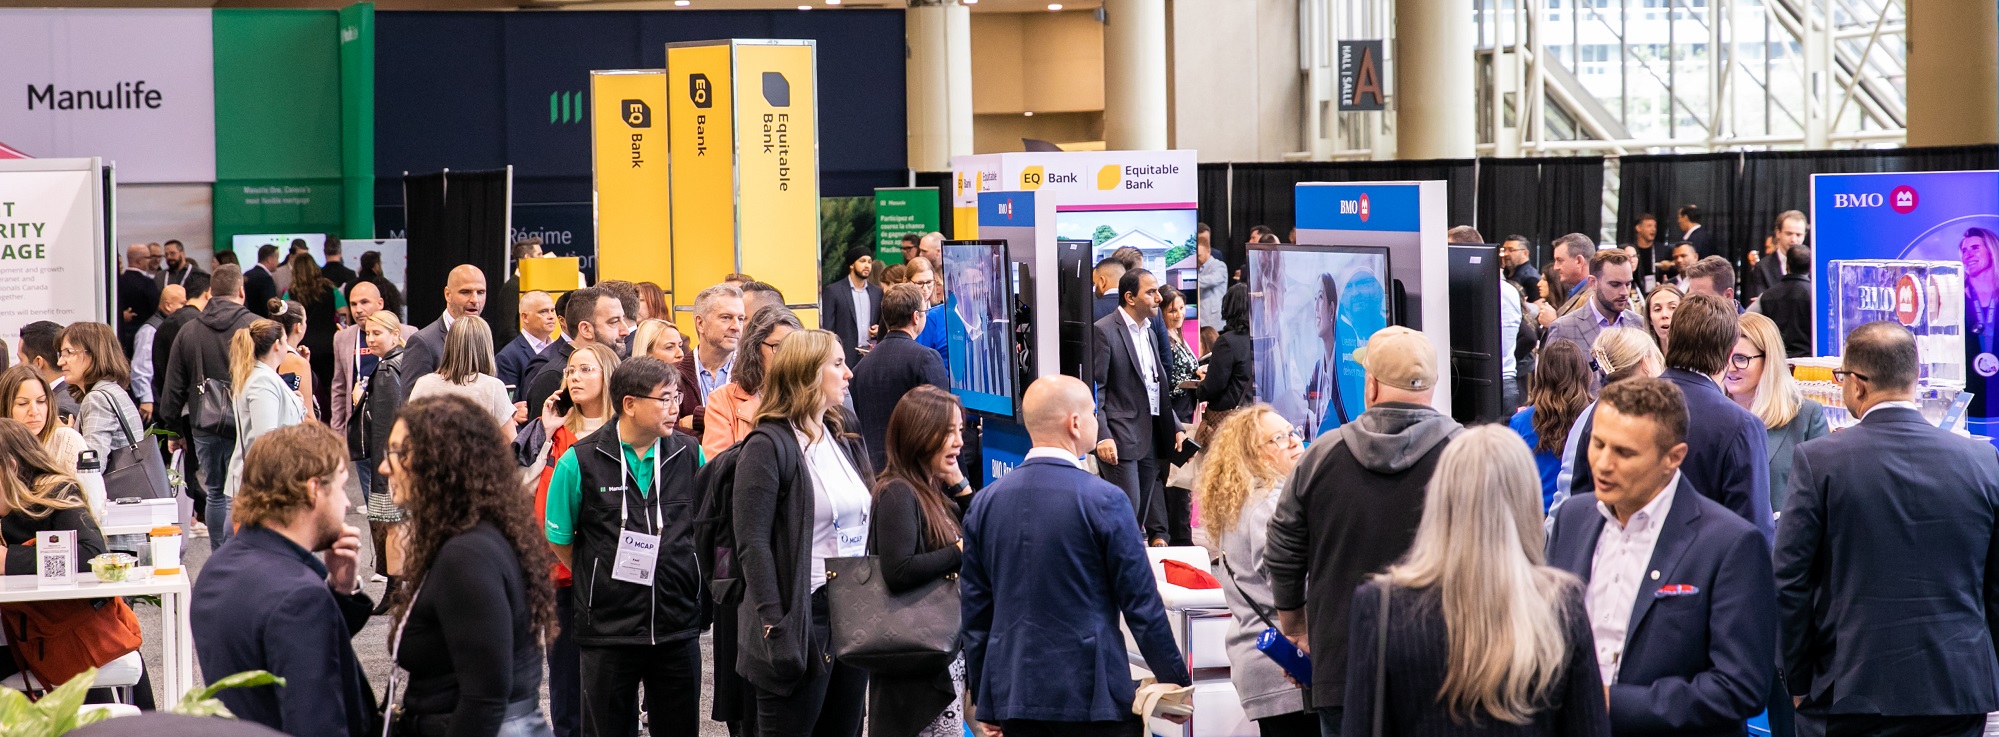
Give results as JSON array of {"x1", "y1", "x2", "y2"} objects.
[
  {"x1": 496, "y1": 290, "x2": 557, "y2": 400},
  {"x1": 129, "y1": 283, "x2": 186, "y2": 418},
  {"x1": 118, "y1": 243, "x2": 163, "y2": 356},
  {"x1": 961, "y1": 375, "x2": 1191, "y2": 732},
  {"x1": 332, "y1": 281, "x2": 417, "y2": 437},
  {"x1": 399, "y1": 265, "x2": 489, "y2": 400}
]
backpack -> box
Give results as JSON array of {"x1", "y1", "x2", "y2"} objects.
[{"x1": 693, "y1": 424, "x2": 796, "y2": 612}]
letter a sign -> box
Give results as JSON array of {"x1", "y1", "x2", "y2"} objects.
[{"x1": 1338, "y1": 40, "x2": 1386, "y2": 112}]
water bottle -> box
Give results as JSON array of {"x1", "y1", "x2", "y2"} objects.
[{"x1": 76, "y1": 450, "x2": 108, "y2": 521}]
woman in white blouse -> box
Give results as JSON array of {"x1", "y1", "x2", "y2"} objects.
[
  {"x1": 408, "y1": 315, "x2": 517, "y2": 441},
  {"x1": 224, "y1": 319, "x2": 308, "y2": 506}
]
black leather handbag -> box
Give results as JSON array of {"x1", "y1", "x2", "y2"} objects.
[
  {"x1": 94, "y1": 390, "x2": 173, "y2": 501},
  {"x1": 823, "y1": 555, "x2": 959, "y2": 675},
  {"x1": 190, "y1": 378, "x2": 237, "y2": 438}
]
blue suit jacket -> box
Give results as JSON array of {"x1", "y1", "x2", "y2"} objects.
[
  {"x1": 1775, "y1": 405, "x2": 1999, "y2": 716},
  {"x1": 1548, "y1": 476, "x2": 1776, "y2": 736},
  {"x1": 1659, "y1": 369, "x2": 1773, "y2": 543},
  {"x1": 961, "y1": 456, "x2": 1189, "y2": 722},
  {"x1": 494, "y1": 333, "x2": 539, "y2": 400}
]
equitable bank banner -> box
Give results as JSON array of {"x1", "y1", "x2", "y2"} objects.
[{"x1": 0, "y1": 10, "x2": 216, "y2": 183}]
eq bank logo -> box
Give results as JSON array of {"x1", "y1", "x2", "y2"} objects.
[
  {"x1": 1340, "y1": 193, "x2": 1373, "y2": 222},
  {"x1": 549, "y1": 91, "x2": 583, "y2": 125},
  {"x1": 622, "y1": 100, "x2": 651, "y2": 128},
  {"x1": 689, "y1": 74, "x2": 713, "y2": 108}
]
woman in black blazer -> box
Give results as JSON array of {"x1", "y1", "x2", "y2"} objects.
[
  {"x1": 381, "y1": 395, "x2": 558, "y2": 737},
  {"x1": 1342, "y1": 426, "x2": 1608, "y2": 737},
  {"x1": 868, "y1": 386, "x2": 975, "y2": 737},
  {"x1": 732, "y1": 329, "x2": 876, "y2": 737},
  {"x1": 1199, "y1": 284, "x2": 1255, "y2": 429}
]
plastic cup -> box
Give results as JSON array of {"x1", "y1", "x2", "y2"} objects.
[{"x1": 150, "y1": 526, "x2": 183, "y2": 575}]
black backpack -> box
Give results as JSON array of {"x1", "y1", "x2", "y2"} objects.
[{"x1": 693, "y1": 424, "x2": 797, "y2": 611}]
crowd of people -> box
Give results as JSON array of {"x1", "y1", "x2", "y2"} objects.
[{"x1": 3, "y1": 213, "x2": 1996, "y2": 737}]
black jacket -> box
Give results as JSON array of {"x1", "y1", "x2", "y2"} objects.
[
  {"x1": 319, "y1": 261, "x2": 356, "y2": 291},
  {"x1": 521, "y1": 338, "x2": 575, "y2": 424},
  {"x1": 822, "y1": 278, "x2": 883, "y2": 369},
  {"x1": 151, "y1": 305, "x2": 202, "y2": 406},
  {"x1": 1198, "y1": 331, "x2": 1253, "y2": 413},
  {"x1": 731, "y1": 415, "x2": 872, "y2": 695},
  {"x1": 564, "y1": 422, "x2": 705, "y2": 646},
  {"x1": 243, "y1": 265, "x2": 278, "y2": 317},
  {"x1": 349, "y1": 346, "x2": 409, "y2": 465},
  {"x1": 117, "y1": 269, "x2": 160, "y2": 357},
  {"x1": 192, "y1": 525, "x2": 376, "y2": 737},
  {"x1": 395, "y1": 523, "x2": 542, "y2": 734},
  {"x1": 1, "y1": 483, "x2": 104, "y2": 575},
  {"x1": 868, "y1": 478, "x2": 973, "y2": 737},
  {"x1": 851, "y1": 331, "x2": 949, "y2": 470},
  {"x1": 158, "y1": 298, "x2": 259, "y2": 436},
  {"x1": 1760, "y1": 274, "x2": 1813, "y2": 358}
]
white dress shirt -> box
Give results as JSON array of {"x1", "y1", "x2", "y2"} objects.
[
  {"x1": 523, "y1": 331, "x2": 554, "y2": 355},
  {"x1": 1120, "y1": 307, "x2": 1161, "y2": 415},
  {"x1": 1587, "y1": 470, "x2": 1681, "y2": 685},
  {"x1": 1860, "y1": 399, "x2": 1921, "y2": 420},
  {"x1": 1024, "y1": 446, "x2": 1086, "y2": 469},
  {"x1": 849, "y1": 279, "x2": 872, "y2": 341}
]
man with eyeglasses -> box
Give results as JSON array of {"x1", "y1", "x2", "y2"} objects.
[
  {"x1": 522, "y1": 287, "x2": 632, "y2": 429},
  {"x1": 544, "y1": 356, "x2": 706, "y2": 737},
  {"x1": 1500, "y1": 235, "x2": 1539, "y2": 297},
  {"x1": 1777, "y1": 322, "x2": 1999, "y2": 737},
  {"x1": 1547, "y1": 249, "x2": 1646, "y2": 373}
]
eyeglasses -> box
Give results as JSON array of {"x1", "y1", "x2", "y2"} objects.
[
  {"x1": 58, "y1": 348, "x2": 85, "y2": 358},
  {"x1": 1265, "y1": 429, "x2": 1302, "y2": 447},
  {"x1": 637, "y1": 391, "x2": 682, "y2": 405},
  {"x1": 562, "y1": 364, "x2": 602, "y2": 377},
  {"x1": 1831, "y1": 369, "x2": 1870, "y2": 384},
  {"x1": 386, "y1": 444, "x2": 411, "y2": 464},
  {"x1": 1729, "y1": 352, "x2": 1765, "y2": 370}
]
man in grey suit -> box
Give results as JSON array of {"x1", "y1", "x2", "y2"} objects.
[
  {"x1": 1776, "y1": 322, "x2": 1999, "y2": 737},
  {"x1": 1092, "y1": 267, "x2": 1185, "y2": 545},
  {"x1": 399, "y1": 264, "x2": 488, "y2": 400},
  {"x1": 1547, "y1": 248, "x2": 1645, "y2": 359}
]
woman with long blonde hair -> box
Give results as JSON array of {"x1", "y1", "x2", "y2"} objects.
[
  {"x1": 224, "y1": 319, "x2": 306, "y2": 511},
  {"x1": 1197, "y1": 405, "x2": 1314, "y2": 735},
  {"x1": 1343, "y1": 425, "x2": 1607, "y2": 735},
  {"x1": 1554, "y1": 328, "x2": 1664, "y2": 504},
  {"x1": 1722, "y1": 312, "x2": 1828, "y2": 511},
  {"x1": 408, "y1": 315, "x2": 516, "y2": 438}
]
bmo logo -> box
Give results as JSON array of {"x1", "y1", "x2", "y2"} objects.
[
  {"x1": 1339, "y1": 193, "x2": 1374, "y2": 222},
  {"x1": 1890, "y1": 185, "x2": 1919, "y2": 214}
]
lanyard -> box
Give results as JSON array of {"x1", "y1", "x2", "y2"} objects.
[
  {"x1": 618, "y1": 439, "x2": 666, "y2": 536},
  {"x1": 819, "y1": 439, "x2": 868, "y2": 537}
]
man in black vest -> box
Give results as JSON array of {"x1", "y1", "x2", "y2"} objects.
[
  {"x1": 1264, "y1": 326, "x2": 1462, "y2": 734},
  {"x1": 543, "y1": 357, "x2": 703, "y2": 737}
]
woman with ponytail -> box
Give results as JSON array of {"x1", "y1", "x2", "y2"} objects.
[
  {"x1": 265, "y1": 299, "x2": 316, "y2": 419},
  {"x1": 223, "y1": 319, "x2": 306, "y2": 509}
]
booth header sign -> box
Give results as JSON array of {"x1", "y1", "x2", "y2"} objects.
[
  {"x1": 1338, "y1": 41, "x2": 1386, "y2": 112},
  {"x1": 949, "y1": 150, "x2": 1198, "y2": 237},
  {"x1": 0, "y1": 161, "x2": 107, "y2": 347},
  {"x1": 1295, "y1": 183, "x2": 1422, "y2": 233},
  {"x1": 0, "y1": 9, "x2": 216, "y2": 183}
]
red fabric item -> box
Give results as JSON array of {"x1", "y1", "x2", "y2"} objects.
[
  {"x1": 536, "y1": 426, "x2": 579, "y2": 588},
  {"x1": 1162, "y1": 559, "x2": 1220, "y2": 589}
]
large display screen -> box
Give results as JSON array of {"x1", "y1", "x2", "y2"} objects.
[
  {"x1": 1056, "y1": 206, "x2": 1200, "y2": 307},
  {"x1": 942, "y1": 240, "x2": 1017, "y2": 417},
  {"x1": 1249, "y1": 244, "x2": 1392, "y2": 440}
]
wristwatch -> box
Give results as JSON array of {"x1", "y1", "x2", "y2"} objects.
[{"x1": 946, "y1": 479, "x2": 971, "y2": 496}]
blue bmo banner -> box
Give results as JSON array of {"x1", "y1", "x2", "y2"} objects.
[{"x1": 1813, "y1": 170, "x2": 1999, "y2": 437}]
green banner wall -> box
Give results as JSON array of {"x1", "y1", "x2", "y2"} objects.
[
  {"x1": 339, "y1": 3, "x2": 375, "y2": 240},
  {"x1": 211, "y1": 6, "x2": 372, "y2": 254},
  {"x1": 873, "y1": 187, "x2": 939, "y2": 264}
]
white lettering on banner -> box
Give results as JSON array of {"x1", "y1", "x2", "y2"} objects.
[
  {"x1": 1833, "y1": 193, "x2": 1884, "y2": 208},
  {"x1": 0, "y1": 10, "x2": 216, "y2": 183}
]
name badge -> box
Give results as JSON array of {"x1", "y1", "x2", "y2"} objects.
[
  {"x1": 834, "y1": 523, "x2": 866, "y2": 559},
  {"x1": 611, "y1": 529, "x2": 661, "y2": 586}
]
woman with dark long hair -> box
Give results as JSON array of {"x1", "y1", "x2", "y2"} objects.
[
  {"x1": 1507, "y1": 340, "x2": 1593, "y2": 510},
  {"x1": 55, "y1": 322, "x2": 142, "y2": 464},
  {"x1": 286, "y1": 257, "x2": 339, "y2": 416},
  {"x1": 382, "y1": 394, "x2": 558, "y2": 737},
  {"x1": 703, "y1": 305, "x2": 803, "y2": 456},
  {"x1": 1198, "y1": 283, "x2": 1255, "y2": 435},
  {"x1": 867, "y1": 386, "x2": 973, "y2": 737}
]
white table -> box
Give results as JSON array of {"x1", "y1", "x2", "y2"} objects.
[{"x1": 0, "y1": 569, "x2": 195, "y2": 701}]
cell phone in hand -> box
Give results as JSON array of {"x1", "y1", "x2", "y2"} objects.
[{"x1": 552, "y1": 389, "x2": 574, "y2": 416}]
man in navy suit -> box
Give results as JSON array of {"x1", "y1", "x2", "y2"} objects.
[
  {"x1": 1777, "y1": 322, "x2": 1999, "y2": 737},
  {"x1": 1547, "y1": 377, "x2": 1776, "y2": 736},
  {"x1": 852, "y1": 284, "x2": 949, "y2": 470},
  {"x1": 962, "y1": 375, "x2": 1190, "y2": 736},
  {"x1": 1655, "y1": 292, "x2": 1773, "y2": 541},
  {"x1": 242, "y1": 244, "x2": 281, "y2": 313},
  {"x1": 1092, "y1": 267, "x2": 1185, "y2": 545},
  {"x1": 820, "y1": 246, "x2": 882, "y2": 369},
  {"x1": 399, "y1": 265, "x2": 488, "y2": 400},
  {"x1": 1090, "y1": 257, "x2": 1125, "y2": 322},
  {"x1": 495, "y1": 290, "x2": 556, "y2": 401}
]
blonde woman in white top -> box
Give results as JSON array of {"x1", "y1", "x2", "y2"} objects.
[
  {"x1": 224, "y1": 319, "x2": 309, "y2": 504},
  {"x1": 408, "y1": 315, "x2": 517, "y2": 441}
]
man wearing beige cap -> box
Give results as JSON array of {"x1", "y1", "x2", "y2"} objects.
[{"x1": 1263, "y1": 325, "x2": 1463, "y2": 733}]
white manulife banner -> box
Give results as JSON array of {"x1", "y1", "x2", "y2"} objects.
[
  {"x1": 0, "y1": 163, "x2": 107, "y2": 347},
  {"x1": 0, "y1": 9, "x2": 216, "y2": 183}
]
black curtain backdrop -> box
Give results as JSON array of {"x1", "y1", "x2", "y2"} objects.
[
  {"x1": 1472, "y1": 157, "x2": 1604, "y2": 265},
  {"x1": 403, "y1": 168, "x2": 511, "y2": 327},
  {"x1": 911, "y1": 171, "x2": 955, "y2": 240},
  {"x1": 1196, "y1": 163, "x2": 1232, "y2": 267},
  {"x1": 1615, "y1": 152, "x2": 1740, "y2": 282}
]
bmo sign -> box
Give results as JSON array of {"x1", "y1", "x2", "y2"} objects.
[{"x1": 1831, "y1": 185, "x2": 1920, "y2": 214}]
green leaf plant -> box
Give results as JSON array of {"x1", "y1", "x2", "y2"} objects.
[{"x1": 0, "y1": 668, "x2": 285, "y2": 735}]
